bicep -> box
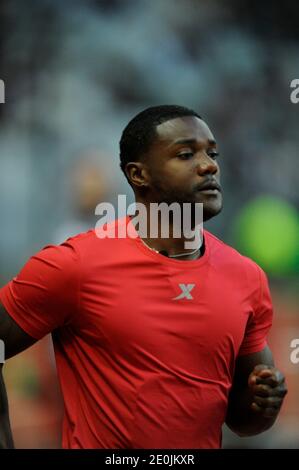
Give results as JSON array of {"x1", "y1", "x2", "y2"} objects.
[{"x1": 0, "y1": 302, "x2": 36, "y2": 360}]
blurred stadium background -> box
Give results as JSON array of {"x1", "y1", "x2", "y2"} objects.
[{"x1": 0, "y1": 0, "x2": 298, "y2": 448}]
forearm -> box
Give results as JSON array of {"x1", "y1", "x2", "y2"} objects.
[
  {"x1": 0, "y1": 366, "x2": 14, "y2": 448},
  {"x1": 226, "y1": 385, "x2": 276, "y2": 437},
  {"x1": 0, "y1": 415, "x2": 14, "y2": 449}
]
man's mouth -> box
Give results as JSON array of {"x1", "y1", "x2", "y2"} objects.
[
  {"x1": 197, "y1": 188, "x2": 220, "y2": 195},
  {"x1": 195, "y1": 180, "x2": 222, "y2": 194}
]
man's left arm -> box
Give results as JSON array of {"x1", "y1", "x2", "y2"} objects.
[{"x1": 225, "y1": 345, "x2": 287, "y2": 437}]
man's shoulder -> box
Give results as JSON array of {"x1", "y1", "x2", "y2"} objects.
[
  {"x1": 58, "y1": 217, "x2": 130, "y2": 256},
  {"x1": 205, "y1": 230, "x2": 263, "y2": 279},
  {"x1": 61, "y1": 228, "x2": 97, "y2": 247}
]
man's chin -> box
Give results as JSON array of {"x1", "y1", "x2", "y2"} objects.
[{"x1": 203, "y1": 202, "x2": 223, "y2": 222}]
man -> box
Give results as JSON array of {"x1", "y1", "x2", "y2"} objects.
[{"x1": 0, "y1": 105, "x2": 287, "y2": 448}]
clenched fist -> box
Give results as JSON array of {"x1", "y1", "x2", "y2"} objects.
[{"x1": 248, "y1": 365, "x2": 287, "y2": 418}]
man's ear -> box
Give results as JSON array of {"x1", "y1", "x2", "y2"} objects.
[{"x1": 125, "y1": 162, "x2": 150, "y2": 189}]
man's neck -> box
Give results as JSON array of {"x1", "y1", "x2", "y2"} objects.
[{"x1": 129, "y1": 199, "x2": 203, "y2": 260}]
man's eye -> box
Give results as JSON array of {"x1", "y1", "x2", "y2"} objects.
[
  {"x1": 177, "y1": 152, "x2": 194, "y2": 160},
  {"x1": 208, "y1": 151, "x2": 219, "y2": 160}
]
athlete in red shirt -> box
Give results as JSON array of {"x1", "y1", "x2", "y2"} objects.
[{"x1": 0, "y1": 105, "x2": 287, "y2": 448}]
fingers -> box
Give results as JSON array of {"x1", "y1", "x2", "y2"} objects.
[
  {"x1": 251, "y1": 393, "x2": 285, "y2": 418},
  {"x1": 251, "y1": 384, "x2": 271, "y2": 397},
  {"x1": 248, "y1": 365, "x2": 273, "y2": 386},
  {"x1": 248, "y1": 365, "x2": 288, "y2": 418},
  {"x1": 256, "y1": 376, "x2": 279, "y2": 387},
  {"x1": 252, "y1": 364, "x2": 273, "y2": 375},
  {"x1": 256, "y1": 369, "x2": 285, "y2": 387},
  {"x1": 251, "y1": 402, "x2": 279, "y2": 418},
  {"x1": 252, "y1": 383, "x2": 288, "y2": 398},
  {"x1": 253, "y1": 395, "x2": 282, "y2": 409},
  {"x1": 249, "y1": 365, "x2": 285, "y2": 388}
]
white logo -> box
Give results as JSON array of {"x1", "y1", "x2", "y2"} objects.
[{"x1": 172, "y1": 283, "x2": 195, "y2": 300}]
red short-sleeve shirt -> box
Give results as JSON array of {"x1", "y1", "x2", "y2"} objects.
[{"x1": 0, "y1": 217, "x2": 273, "y2": 448}]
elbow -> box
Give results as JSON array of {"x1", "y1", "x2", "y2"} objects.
[
  {"x1": 225, "y1": 419, "x2": 275, "y2": 438},
  {"x1": 227, "y1": 426, "x2": 258, "y2": 438},
  {"x1": 225, "y1": 421, "x2": 250, "y2": 437}
]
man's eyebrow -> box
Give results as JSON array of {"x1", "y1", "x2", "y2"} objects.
[{"x1": 171, "y1": 138, "x2": 217, "y2": 146}]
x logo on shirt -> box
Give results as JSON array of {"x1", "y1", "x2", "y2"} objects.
[{"x1": 172, "y1": 283, "x2": 195, "y2": 300}]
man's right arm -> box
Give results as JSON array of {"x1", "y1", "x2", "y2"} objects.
[
  {"x1": 0, "y1": 364, "x2": 14, "y2": 449},
  {"x1": 0, "y1": 302, "x2": 37, "y2": 448},
  {"x1": 0, "y1": 241, "x2": 80, "y2": 448}
]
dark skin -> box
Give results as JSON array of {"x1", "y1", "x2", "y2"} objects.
[
  {"x1": 226, "y1": 346, "x2": 287, "y2": 436},
  {"x1": 126, "y1": 116, "x2": 222, "y2": 259},
  {"x1": 0, "y1": 304, "x2": 36, "y2": 448},
  {"x1": 0, "y1": 116, "x2": 287, "y2": 447}
]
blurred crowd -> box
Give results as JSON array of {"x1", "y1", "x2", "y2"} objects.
[{"x1": 0, "y1": 0, "x2": 298, "y2": 448}]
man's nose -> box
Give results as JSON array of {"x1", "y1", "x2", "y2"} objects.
[{"x1": 196, "y1": 153, "x2": 218, "y2": 176}]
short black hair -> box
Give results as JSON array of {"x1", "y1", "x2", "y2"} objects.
[{"x1": 119, "y1": 105, "x2": 202, "y2": 179}]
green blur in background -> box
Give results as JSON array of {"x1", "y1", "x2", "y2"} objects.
[{"x1": 233, "y1": 196, "x2": 299, "y2": 276}]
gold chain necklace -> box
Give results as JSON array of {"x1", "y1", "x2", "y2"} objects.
[{"x1": 139, "y1": 238, "x2": 202, "y2": 258}]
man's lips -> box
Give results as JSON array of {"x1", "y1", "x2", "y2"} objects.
[
  {"x1": 198, "y1": 188, "x2": 220, "y2": 195},
  {"x1": 195, "y1": 180, "x2": 222, "y2": 193}
]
